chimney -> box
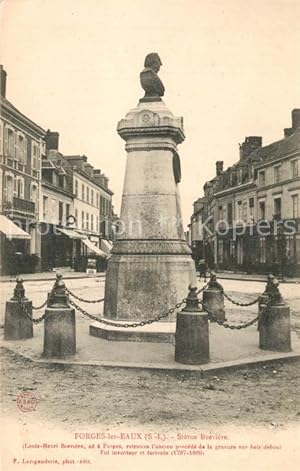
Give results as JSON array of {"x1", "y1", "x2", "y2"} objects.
[
  {"x1": 93, "y1": 169, "x2": 102, "y2": 178},
  {"x1": 216, "y1": 161, "x2": 223, "y2": 176},
  {"x1": 292, "y1": 109, "x2": 300, "y2": 130},
  {"x1": 0, "y1": 65, "x2": 7, "y2": 98},
  {"x1": 239, "y1": 136, "x2": 262, "y2": 160},
  {"x1": 83, "y1": 163, "x2": 94, "y2": 176},
  {"x1": 46, "y1": 130, "x2": 59, "y2": 150},
  {"x1": 284, "y1": 128, "x2": 294, "y2": 138}
]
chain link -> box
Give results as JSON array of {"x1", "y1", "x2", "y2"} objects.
[
  {"x1": 222, "y1": 290, "x2": 260, "y2": 307},
  {"x1": 68, "y1": 297, "x2": 186, "y2": 328},
  {"x1": 17, "y1": 297, "x2": 46, "y2": 323},
  {"x1": 199, "y1": 298, "x2": 272, "y2": 330},
  {"x1": 196, "y1": 282, "x2": 209, "y2": 295},
  {"x1": 65, "y1": 286, "x2": 104, "y2": 304},
  {"x1": 32, "y1": 299, "x2": 48, "y2": 310}
]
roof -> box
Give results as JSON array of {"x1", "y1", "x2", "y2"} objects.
[
  {"x1": 0, "y1": 96, "x2": 46, "y2": 136},
  {"x1": 250, "y1": 127, "x2": 300, "y2": 163}
]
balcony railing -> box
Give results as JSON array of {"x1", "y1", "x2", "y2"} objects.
[{"x1": 3, "y1": 197, "x2": 35, "y2": 214}]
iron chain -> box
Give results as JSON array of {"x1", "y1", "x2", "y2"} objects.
[
  {"x1": 32, "y1": 299, "x2": 48, "y2": 310},
  {"x1": 68, "y1": 297, "x2": 186, "y2": 328},
  {"x1": 17, "y1": 297, "x2": 46, "y2": 324},
  {"x1": 199, "y1": 298, "x2": 272, "y2": 330},
  {"x1": 65, "y1": 286, "x2": 104, "y2": 304},
  {"x1": 196, "y1": 282, "x2": 209, "y2": 295},
  {"x1": 222, "y1": 290, "x2": 260, "y2": 307}
]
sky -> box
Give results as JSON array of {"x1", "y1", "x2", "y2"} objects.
[{"x1": 1, "y1": 0, "x2": 300, "y2": 227}]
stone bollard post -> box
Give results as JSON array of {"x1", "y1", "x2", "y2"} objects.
[
  {"x1": 257, "y1": 274, "x2": 275, "y2": 330},
  {"x1": 202, "y1": 272, "x2": 225, "y2": 322},
  {"x1": 175, "y1": 285, "x2": 209, "y2": 365},
  {"x1": 259, "y1": 277, "x2": 291, "y2": 352},
  {"x1": 43, "y1": 273, "x2": 76, "y2": 358},
  {"x1": 4, "y1": 277, "x2": 33, "y2": 340}
]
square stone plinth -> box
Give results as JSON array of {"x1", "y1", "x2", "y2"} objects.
[{"x1": 90, "y1": 320, "x2": 176, "y2": 343}]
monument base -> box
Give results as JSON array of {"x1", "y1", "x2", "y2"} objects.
[
  {"x1": 103, "y1": 253, "x2": 196, "y2": 321},
  {"x1": 89, "y1": 320, "x2": 176, "y2": 343}
]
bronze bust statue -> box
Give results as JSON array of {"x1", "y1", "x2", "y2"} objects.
[{"x1": 140, "y1": 53, "x2": 165, "y2": 102}]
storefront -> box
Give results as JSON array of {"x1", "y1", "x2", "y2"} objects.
[{"x1": 0, "y1": 214, "x2": 31, "y2": 275}]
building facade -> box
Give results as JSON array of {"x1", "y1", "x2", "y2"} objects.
[
  {"x1": 0, "y1": 65, "x2": 46, "y2": 275},
  {"x1": 190, "y1": 109, "x2": 300, "y2": 276},
  {"x1": 40, "y1": 132, "x2": 114, "y2": 271}
]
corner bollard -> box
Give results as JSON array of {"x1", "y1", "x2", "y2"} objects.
[
  {"x1": 259, "y1": 277, "x2": 291, "y2": 352},
  {"x1": 43, "y1": 274, "x2": 76, "y2": 358},
  {"x1": 4, "y1": 277, "x2": 33, "y2": 340},
  {"x1": 202, "y1": 272, "x2": 225, "y2": 322},
  {"x1": 175, "y1": 285, "x2": 209, "y2": 365}
]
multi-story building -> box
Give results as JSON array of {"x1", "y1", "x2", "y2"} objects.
[
  {"x1": 0, "y1": 65, "x2": 46, "y2": 275},
  {"x1": 40, "y1": 131, "x2": 114, "y2": 270},
  {"x1": 190, "y1": 109, "x2": 300, "y2": 276}
]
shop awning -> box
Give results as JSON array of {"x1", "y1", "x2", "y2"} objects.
[
  {"x1": 100, "y1": 239, "x2": 113, "y2": 254},
  {"x1": 0, "y1": 215, "x2": 31, "y2": 239},
  {"x1": 82, "y1": 238, "x2": 107, "y2": 257},
  {"x1": 56, "y1": 228, "x2": 87, "y2": 239}
]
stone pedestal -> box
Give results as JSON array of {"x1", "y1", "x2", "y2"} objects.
[
  {"x1": 259, "y1": 304, "x2": 291, "y2": 352},
  {"x1": 43, "y1": 308, "x2": 76, "y2": 358},
  {"x1": 100, "y1": 100, "x2": 196, "y2": 336},
  {"x1": 202, "y1": 288, "x2": 225, "y2": 322},
  {"x1": 4, "y1": 299, "x2": 33, "y2": 340}
]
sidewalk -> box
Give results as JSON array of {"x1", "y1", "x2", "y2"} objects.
[
  {"x1": 214, "y1": 271, "x2": 300, "y2": 284},
  {"x1": 0, "y1": 269, "x2": 106, "y2": 283}
]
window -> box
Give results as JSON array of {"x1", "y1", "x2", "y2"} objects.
[
  {"x1": 96, "y1": 193, "x2": 99, "y2": 208},
  {"x1": 218, "y1": 205, "x2": 223, "y2": 221},
  {"x1": 274, "y1": 165, "x2": 281, "y2": 183},
  {"x1": 242, "y1": 201, "x2": 247, "y2": 222},
  {"x1": 91, "y1": 214, "x2": 94, "y2": 231},
  {"x1": 86, "y1": 187, "x2": 89, "y2": 203},
  {"x1": 82, "y1": 184, "x2": 85, "y2": 201},
  {"x1": 81, "y1": 211, "x2": 84, "y2": 229},
  {"x1": 259, "y1": 237, "x2": 266, "y2": 263},
  {"x1": 66, "y1": 204, "x2": 70, "y2": 220},
  {"x1": 32, "y1": 141, "x2": 39, "y2": 169},
  {"x1": 30, "y1": 184, "x2": 38, "y2": 203},
  {"x1": 4, "y1": 174, "x2": 13, "y2": 203},
  {"x1": 227, "y1": 203, "x2": 233, "y2": 225},
  {"x1": 249, "y1": 198, "x2": 254, "y2": 220},
  {"x1": 16, "y1": 177, "x2": 24, "y2": 199},
  {"x1": 75, "y1": 209, "x2": 78, "y2": 227},
  {"x1": 75, "y1": 180, "x2": 78, "y2": 196},
  {"x1": 291, "y1": 159, "x2": 299, "y2": 178},
  {"x1": 17, "y1": 134, "x2": 26, "y2": 162},
  {"x1": 96, "y1": 216, "x2": 99, "y2": 232},
  {"x1": 91, "y1": 189, "x2": 94, "y2": 205},
  {"x1": 86, "y1": 213, "x2": 89, "y2": 231},
  {"x1": 237, "y1": 201, "x2": 242, "y2": 220},
  {"x1": 259, "y1": 171, "x2": 265, "y2": 186},
  {"x1": 8, "y1": 129, "x2": 15, "y2": 158},
  {"x1": 43, "y1": 196, "x2": 48, "y2": 220},
  {"x1": 59, "y1": 202, "x2": 64, "y2": 224},
  {"x1": 292, "y1": 194, "x2": 299, "y2": 218},
  {"x1": 259, "y1": 201, "x2": 265, "y2": 220},
  {"x1": 274, "y1": 197, "x2": 281, "y2": 219}
]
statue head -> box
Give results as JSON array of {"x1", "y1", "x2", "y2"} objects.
[{"x1": 144, "y1": 53, "x2": 162, "y2": 73}]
